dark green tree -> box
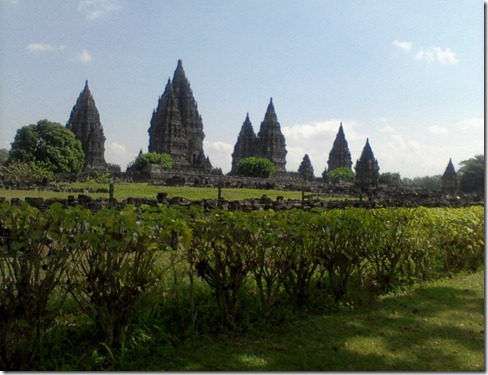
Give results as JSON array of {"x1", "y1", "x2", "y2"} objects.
[
  {"x1": 328, "y1": 167, "x2": 355, "y2": 184},
  {"x1": 458, "y1": 154, "x2": 484, "y2": 195},
  {"x1": 130, "y1": 152, "x2": 173, "y2": 171},
  {"x1": 379, "y1": 172, "x2": 401, "y2": 186},
  {"x1": 236, "y1": 157, "x2": 276, "y2": 178},
  {"x1": 402, "y1": 175, "x2": 441, "y2": 190},
  {"x1": 8, "y1": 120, "x2": 84, "y2": 173}
]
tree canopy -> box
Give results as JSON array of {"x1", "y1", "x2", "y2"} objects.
[
  {"x1": 328, "y1": 167, "x2": 355, "y2": 184},
  {"x1": 458, "y1": 154, "x2": 484, "y2": 195},
  {"x1": 236, "y1": 157, "x2": 276, "y2": 178},
  {"x1": 8, "y1": 119, "x2": 84, "y2": 173},
  {"x1": 130, "y1": 152, "x2": 173, "y2": 171}
]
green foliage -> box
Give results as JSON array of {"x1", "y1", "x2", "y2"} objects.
[
  {"x1": 130, "y1": 152, "x2": 173, "y2": 171},
  {"x1": 8, "y1": 120, "x2": 84, "y2": 173},
  {"x1": 0, "y1": 203, "x2": 72, "y2": 370},
  {"x1": 402, "y1": 175, "x2": 442, "y2": 190},
  {"x1": 0, "y1": 160, "x2": 54, "y2": 186},
  {"x1": 379, "y1": 172, "x2": 401, "y2": 186},
  {"x1": 0, "y1": 149, "x2": 8, "y2": 165},
  {"x1": 327, "y1": 167, "x2": 355, "y2": 184},
  {"x1": 458, "y1": 154, "x2": 484, "y2": 195},
  {"x1": 236, "y1": 157, "x2": 276, "y2": 178},
  {"x1": 0, "y1": 203, "x2": 484, "y2": 370}
]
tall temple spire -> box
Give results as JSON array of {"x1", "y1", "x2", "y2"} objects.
[
  {"x1": 354, "y1": 138, "x2": 380, "y2": 189},
  {"x1": 441, "y1": 158, "x2": 458, "y2": 194},
  {"x1": 66, "y1": 81, "x2": 107, "y2": 171},
  {"x1": 230, "y1": 113, "x2": 258, "y2": 175},
  {"x1": 327, "y1": 122, "x2": 352, "y2": 172},
  {"x1": 148, "y1": 60, "x2": 211, "y2": 171}
]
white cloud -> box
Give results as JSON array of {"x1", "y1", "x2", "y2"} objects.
[
  {"x1": 414, "y1": 47, "x2": 458, "y2": 65},
  {"x1": 78, "y1": 0, "x2": 120, "y2": 20},
  {"x1": 203, "y1": 140, "x2": 233, "y2": 173},
  {"x1": 459, "y1": 117, "x2": 483, "y2": 131},
  {"x1": 428, "y1": 125, "x2": 450, "y2": 135},
  {"x1": 76, "y1": 49, "x2": 93, "y2": 64},
  {"x1": 26, "y1": 43, "x2": 67, "y2": 53},
  {"x1": 393, "y1": 40, "x2": 413, "y2": 52},
  {"x1": 105, "y1": 142, "x2": 137, "y2": 169}
]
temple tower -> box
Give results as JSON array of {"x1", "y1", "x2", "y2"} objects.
[
  {"x1": 66, "y1": 80, "x2": 107, "y2": 170},
  {"x1": 327, "y1": 123, "x2": 352, "y2": 172},
  {"x1": 148, "y1": 60, "x2": 211, "y2": 171},
  {"x1": 354, "y1": 138, "x2": 380, "y2": 189},
  {"x1": 441, "y1": 158, "x2": 458, "y2": 194},
  {"x1": 230, "y1": 113, "x2": 258, "y2": 174},
  {"x1": 256, "y1": 98, "x2": 287, "y2": 172},
  {"x1": 298, "y1": 154, "x2": 315, "y2": 181}
]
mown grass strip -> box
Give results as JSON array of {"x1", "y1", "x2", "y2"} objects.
[{"x1": 141, "y1": 270, "x2": 484, "y2": 371}]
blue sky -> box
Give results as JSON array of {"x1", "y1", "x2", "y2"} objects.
[{"x1": 0, "y1": 0, "x2": 484, "y2": 178}]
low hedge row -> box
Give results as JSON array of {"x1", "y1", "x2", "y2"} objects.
[{"x1": 0, "y1": 203, "x2": 484, "y2": 369}]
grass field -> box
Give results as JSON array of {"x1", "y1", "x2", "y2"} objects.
[
  {"x1": 132, "y1": 270, "x2": 484, "y2": 371},
  {"x1": 0, "y1": 182, "x2": 350, "y2": 202}
]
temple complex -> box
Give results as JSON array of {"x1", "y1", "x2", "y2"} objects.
[
  {"x1": 230, "y1": 98, "x2": 287, "y2": 174},
  {"x1": 148, "y1": 60, "x2": 211, "y2": 172},
  {"x1": 354, "y1": 138, "x2": 380, "y2": 189},
  {"x1": 441, "y1": 158, "x2": 458, "y2": 194},
  {"x1": 327, "y1": 123, "x2": 352, "y2": 172},
  {"x1": 66, "y1": 81, "x2": 107, "y2": 171}
]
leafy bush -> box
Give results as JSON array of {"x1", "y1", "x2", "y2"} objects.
[
  {"x1": 236, "y1": 157, "x2": 275, "y2": 178},
  {"x1": 327, "y1": 167, "x2": 355, "y2": 184},
  {"x1": 130, "y1": 152, "x2": 173, "y2": 172},
  {"x1": 0, "y1": 203, "x2": 72, "y2": 370},
  {"x1": 0, "y1": 160, "x2": 54, "y2": 186}
]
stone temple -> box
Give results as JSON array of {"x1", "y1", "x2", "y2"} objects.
[
  {"x1": 441, "y1": 158, "x2": 458, "y2": 194},
  {"x1": 327, "y1": 123, "x2": 352, "y2": 172},
  {"x1": 66, "y1": 80, "x2": 107, "y2": 171},
  {"x1": 230, "y1": 98, "x2": 287, "y2": 174},
  {"x1": 354, "y1": 138, "x2": 380, "y2": 189},
  {"x1": 148, "y1": 60, "x2": 212, "y2": 172}
]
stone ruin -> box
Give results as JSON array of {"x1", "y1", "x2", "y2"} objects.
[
  {"x1": 66, "y1": 81, "x2": 107, "y2": 171},
  {"x1": 230, "y1": 98, "x2": 287, "y2": 174},
  {"x1": 148, "y1": 60, "x2": 212, "y2": 173},
  {"x1": 441, "y1": 158, "x2": 458, "y2": 195},
  {"x1": 354, "y1": 138, "x2": 380, "y2": 189},
  {"x1": 326, "y1": 122, "x2": 353, "y2": 172}
]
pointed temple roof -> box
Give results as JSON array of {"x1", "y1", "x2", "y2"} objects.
[
  {"x1": 148, "y1": 60, "x2": 210, "y2": 171},
  {"x1": 441, "y1": 158, "x2": 458, "y2": 194},
  {"x1": 66, "y1": 80, "x2": 107, "y2": 170},
  {"x1": 354, "y1": 138, "x2": 380, "y2": 189},
  {"x1": 327, "y1": 122, "x2": 352, "y2": 172},
  {"x1": 230, "y1": 113, "x2": 258, "y2": 174}
]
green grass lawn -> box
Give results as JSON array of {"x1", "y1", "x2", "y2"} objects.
[
  {"x1": 135, "y1": 270, "x2": 484, "y2": 371},
  {"x1": 0, "y1": 183, "x2": 345, "y2": 202}
]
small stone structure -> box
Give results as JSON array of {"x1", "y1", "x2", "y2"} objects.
[
  {"x1": 66, "y1": 81, "x2": 107, "y2": 171},
  {"x1": 148, "y1": 60, "x2": 211, "y2": 172},
  {"x1": 441, "y1": 158, "x2": 458, "y2": 195},
  {"x1": 230, "y1": 98, "x2": 287, "y2": 174},
  {"x1": 298, "y1": 154, "x2": 315, "y2": 181},
  {"x1": 355, "y1": 138, "x2": 380, "y2": 189}
]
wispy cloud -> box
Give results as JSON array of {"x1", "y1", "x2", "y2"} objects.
[
  {"x1": 26, "y1": 43, "x2": 67, "y2": 53},
  {"x1": 415, "y1": 47, "x2": 458, "y2": 65},
  {"x1": 76, "y1": 49, "x2": 93, "y2": 64},
  {"x1": 393, "y1": 40, "x2": 458, "y2": 65},
  {"x1": 459, "y1": 117, "x2": 483, "y2": 131},
  {"x1": 78, "y1": 0, "x2": 120, "y2": 21},
  {"x1": 428, "y1": 125, "x2": 450, "y2": 135},
  {"x1": 393, "y1": 40, "x2": 413, "y2": 52}
]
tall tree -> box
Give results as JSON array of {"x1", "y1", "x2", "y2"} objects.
[
  {"x1": 458, "y1": 154, "x2": 484, "y2": 195},
  {"x1": 8, "y1": 119, "x2": 85, "y2": 173}
]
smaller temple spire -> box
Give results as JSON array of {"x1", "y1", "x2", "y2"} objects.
[
  {"x1": 177, "y1": 59, "x2": 183, "y2": 68},
  {"x1": 441, "y1": 158, "x2": 458, "y2": 194}
]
